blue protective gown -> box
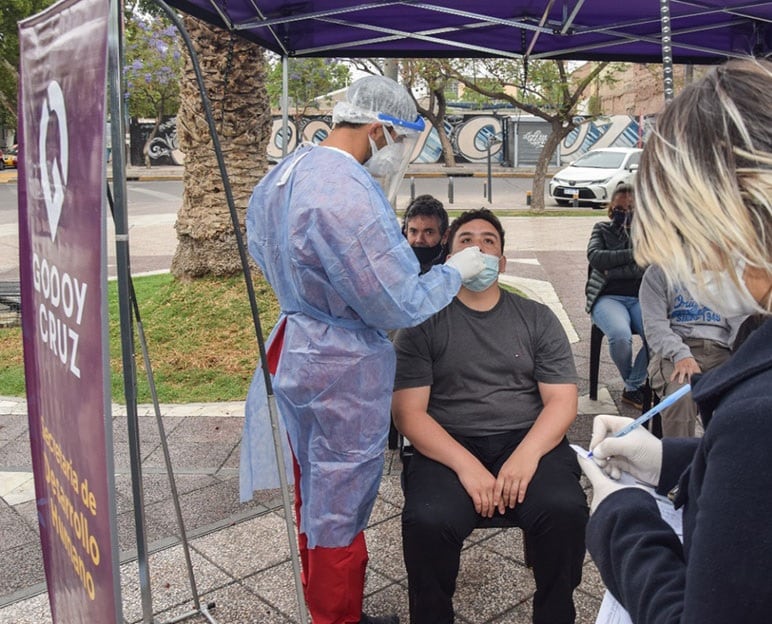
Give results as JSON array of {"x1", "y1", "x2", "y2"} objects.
[{"x1": 241, "y1": 143, "x2": 461, "y2": 548}]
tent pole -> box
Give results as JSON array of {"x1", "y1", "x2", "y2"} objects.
[
  {"x1": 282, "y1": 55, "x2": 289, "y2": 156},
  {"x1": 660, "y1": 0, "x2": 675, "y2": 103},
  {"x1": 108, "y1": 1, "x2": 156, "y2": 622}
]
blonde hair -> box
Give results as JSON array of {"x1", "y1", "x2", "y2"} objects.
[{"x1": 633, "y1": 57, "x2": 772, "y2": 311}]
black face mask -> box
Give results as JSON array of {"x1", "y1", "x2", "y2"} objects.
[
  {"x1": 412, "y1": 243, "x2": 445, "y2": 270},
  {"x1": 611, "y1": 207, "x2": 630, "y2": 227}
]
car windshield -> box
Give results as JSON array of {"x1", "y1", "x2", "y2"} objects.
[{"x1": 571, "y1": 151, "x2": 626, "y2": 169}]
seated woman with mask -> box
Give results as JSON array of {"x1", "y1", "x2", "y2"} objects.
[{"x1": 585, "y1": 184, "x2": 648, "y2": 409}]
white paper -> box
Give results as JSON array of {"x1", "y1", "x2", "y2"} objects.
[{"x1": 570, "y1": 444, "x2": 684, "y2": 623}]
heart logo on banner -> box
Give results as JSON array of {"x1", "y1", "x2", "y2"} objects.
[{"x1": 38, "y1": 80, "x2": 69, "y2": 243}]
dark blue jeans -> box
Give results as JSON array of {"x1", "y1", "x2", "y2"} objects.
[
  {"x1": 591, "y1": 294, "x2": 648, "y2": 391},
  {"x1": 401, "y1": 431, "x2": 588, "y2": 624}
]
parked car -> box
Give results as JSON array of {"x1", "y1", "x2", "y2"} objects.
[
  {"x1": 549, "y1": 147, "x2": 642, "y2": 207},
  {"x1": 2, "y1": 145, "x2": 18, "y2": 169}
]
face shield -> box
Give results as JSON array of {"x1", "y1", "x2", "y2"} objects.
[{"x1": 365, "y1": 112, "x2": 425, "y2": 206}]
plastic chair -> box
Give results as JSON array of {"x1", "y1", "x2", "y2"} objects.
[
  {"x1": 589, "y1": 321, "x2": 652, "y2": 399},
  {"x1": 589, "y1": 323, "x2": 605, "y2": 401}
]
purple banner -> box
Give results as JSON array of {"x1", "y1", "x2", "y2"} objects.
[{"x1": 18, "y1": 0, "x2": 120, "y2": 622}]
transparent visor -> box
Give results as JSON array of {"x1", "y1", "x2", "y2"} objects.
[{"x1": 369, "y1": 115, "x2": 424, "y2": 206}]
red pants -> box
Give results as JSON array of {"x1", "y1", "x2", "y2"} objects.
[
  {"x1": 292, "y1": 455, "x2": 368, "y2": 624},
  {"x1": 270, "y1": 320, "x2": 368, "y2": 624}
]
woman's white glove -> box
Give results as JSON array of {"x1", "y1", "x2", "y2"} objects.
[
  {"x1": 445, "y1": 245, "x2": 485, "y2": 280},
  {"x1": 577, "y1": 453, "x2": 636, "y2": 514},
  {"x1": 590, "y1": 414, "x2": 663, "y2": 487}
]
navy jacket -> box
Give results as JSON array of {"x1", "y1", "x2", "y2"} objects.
[{"x1": 587, "y1": 317, "x2": 772, "y2": 623}]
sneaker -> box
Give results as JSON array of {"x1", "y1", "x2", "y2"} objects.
[
  {"x1": 359, "y1": 614, "x2": 399, "y2": 624},
  {"x1": 621, "y1": 388, "x2": 644, "y2": 410}
]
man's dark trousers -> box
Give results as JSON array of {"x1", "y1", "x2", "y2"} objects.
[{"x1": 401, "y1": 430, "x2": 588, "y2": 624}]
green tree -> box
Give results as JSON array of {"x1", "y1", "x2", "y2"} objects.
[
  {"x1": 0, "y1": 0, "x2": 56, "y2": 137},
  {"x1": 447, "y1": 59, "x2": 621, "y2": 212},
  {"x1": 123, "y1": 12, "x2": 184, "y2": 166},
  {"x1": 265, "y1": 56, "x2": 350, "y2": 118}
]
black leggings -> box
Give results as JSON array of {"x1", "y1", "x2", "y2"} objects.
[{"x1": 402, "y1": 430, "x2": 588, "y2": 624}]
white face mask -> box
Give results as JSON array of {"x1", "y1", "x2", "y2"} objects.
[
  {"x1": 364, "y1": 131, "x2": 406, "y2": 178},
  {"x1": 363, "y1": 126, "x2": 418, "y2": 205},
  {"x1": 691, "y1": 257, "x2": 760, "y2": 317}
]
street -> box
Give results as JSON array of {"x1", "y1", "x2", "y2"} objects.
[{"x1": 0, "y1": 180, "x2": 183, "y2": 281}]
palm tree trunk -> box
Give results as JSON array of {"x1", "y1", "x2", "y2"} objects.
[{"x1": 171, "y1": 16, "x2": 272, "y2": 278}]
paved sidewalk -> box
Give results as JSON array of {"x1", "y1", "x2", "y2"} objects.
[{"x1": 0, "y1": 165, "x2": 646, "y2": 623}]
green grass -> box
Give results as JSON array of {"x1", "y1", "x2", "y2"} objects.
[{"x1": 0, "y1": 273, "x2": 281, "y2": 404}]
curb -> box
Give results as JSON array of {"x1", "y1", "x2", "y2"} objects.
[
  {"x1": 123, "y1": 174, "x2": 184, "y2": 182},
  {"x1": 408, "y1": 171, "x2": 545, "y2": 179}
]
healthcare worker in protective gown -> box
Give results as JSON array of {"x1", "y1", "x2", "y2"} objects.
[{"x1": 240, "y1": 75, "x2": 486, "y2": 624}]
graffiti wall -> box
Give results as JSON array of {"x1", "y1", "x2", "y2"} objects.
[
  {"x1": 266, "y1": 113, "x2": 509, "y2": 165},
  {"x1": 129, "y1": 116, "x2": 183, "y2": 166},
  {"x1": 266, "y1": 113, "x2": 654, "y2": 166},
  {"x1": 129, "y1": 113, "x2": 655, "y2": 168},
  {"x1": 558, "y1": 115, "x2": 654, "y2": 164}
]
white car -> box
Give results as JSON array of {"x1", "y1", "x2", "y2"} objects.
[{"x1": 549, "y1": 147, "x2": 642, "y2": 207}]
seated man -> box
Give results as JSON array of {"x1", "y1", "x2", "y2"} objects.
[
  {"x1": 640, "y1": 264, "x2": 748, "y2": 437},
  {"x1": 392, "y1": 208, "x2": 588, "y2": 624},
  {"x1": 402, "y1": 194, "x2": 449, "y2": 273}
]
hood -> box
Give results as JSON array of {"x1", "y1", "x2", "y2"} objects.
[{"x1": 553, "y1": 165, "x2": 618, "y2": 183}]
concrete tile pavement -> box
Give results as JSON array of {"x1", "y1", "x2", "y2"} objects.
[
  {"x1": 0, "y1": 401, "x2": 617, "y2": 624},
  {"x1": 0, "y1": 164, "x2": 647, "y2": 622}
]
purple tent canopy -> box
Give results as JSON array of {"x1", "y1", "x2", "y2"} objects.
[{"x1": 162, "y1": 0, "x2": 771, "y2": 63}]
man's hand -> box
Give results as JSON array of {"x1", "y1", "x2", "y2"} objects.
[
  {"x1": 456, "y1": 459, "x2": 498, "y2": 518},
  {"x1": 670, "y1": 356, "x2": 701, "y2": 384},
  {"x1": 493, "y1": 447, "x2": 540, "y2": 514}
]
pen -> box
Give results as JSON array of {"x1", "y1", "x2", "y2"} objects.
[{"x1": 587, "y1": 384, "x2": 692, "y2": 458}]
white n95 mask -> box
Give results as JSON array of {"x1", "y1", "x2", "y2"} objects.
[
  {"x1": 365, "y1": 134, "x2": 406, "y2": 178},
  {"x1": 462, "y1": 253, "x2": 501, "y2": 292},
  {"x1": 690, "y1": 257, "x2": 761, "y2": 316},
  {"x1": 364, "y1": 126, "x2": 419, "y2": 206}
]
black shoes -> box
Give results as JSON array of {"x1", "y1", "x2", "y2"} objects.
[
  {"x1": 621, "y1": 388, "x2": 645, "y2": 410},
  {"x1": 359, "y1": 614, "x2": 399, "y2": 624}
]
